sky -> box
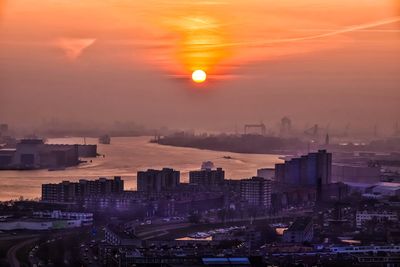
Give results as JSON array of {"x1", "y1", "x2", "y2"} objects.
[{"x1": 0, "y1": 0, "x2": 399, "y2": 135}]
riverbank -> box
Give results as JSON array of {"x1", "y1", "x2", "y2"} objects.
[{"x1": 154, "y1": 134, "x2": 304, "y2": 155}]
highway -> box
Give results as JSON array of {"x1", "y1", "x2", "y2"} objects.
[
  {"x1": 135, "y1": 209, "x2": 312, "y2": 240},
  {"x1": 6, "y1": 237, "x2": 38, "y2": 267}
]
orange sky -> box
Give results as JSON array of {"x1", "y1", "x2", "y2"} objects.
[
  {"x1": 0, "y1": 0, "x2": 399, "y2": 132},
  {"x1": 1, "y1": 0, "x2": 399, "y2": 76}
]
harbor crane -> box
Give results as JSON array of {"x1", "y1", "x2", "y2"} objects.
[{"x1": 244, "y1": 123, "x2": 266, "y2": 135}]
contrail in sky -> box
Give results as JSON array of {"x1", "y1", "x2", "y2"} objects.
[{"x1": 200, "y1": 16, "x2": 400, "y2": 49}]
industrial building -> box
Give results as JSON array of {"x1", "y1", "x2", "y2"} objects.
[
  {"x1": 332, "y1": 163, "x2": 380, "y2": 184},
  {"x1": 0, "y1": 139, "x2": 97, "y2": 170}
]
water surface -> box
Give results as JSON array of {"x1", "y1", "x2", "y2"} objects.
[{"x1": 0, "y1": 136, "x2": 282, "y2": 201}]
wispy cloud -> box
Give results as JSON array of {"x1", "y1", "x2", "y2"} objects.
[{"x1": 55, "y1": 38, "x2": 96, "y2": 60}]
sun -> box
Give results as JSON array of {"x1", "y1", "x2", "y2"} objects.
[{"x1": 192, "y1": 70, "x2": 207, "y2": 83}]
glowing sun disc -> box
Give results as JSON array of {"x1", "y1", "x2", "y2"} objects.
[{"x1": 192, "y1": 70, "x2": 207, "y2": 83}]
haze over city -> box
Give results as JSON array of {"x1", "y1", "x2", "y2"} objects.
[
  {"x1": 1, "y1": 1, "x2": 400, "y2": 267},
  {"x1": 0, "y1": 0, "x2": 399, "y2": 133}
]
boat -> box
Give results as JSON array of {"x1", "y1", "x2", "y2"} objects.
[
  {"x1": 48, "y1": 167, "x2": 66, "y2": 171},
  {"x1": 99, "y1": 135, "x2": 111, "y2": 144}
]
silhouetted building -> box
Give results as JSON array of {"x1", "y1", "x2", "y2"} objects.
[
  {"x1": 0, "y1": 139, "x2": 97, "y2": 169},
  {"x1": 325, "y1": 134, "x2": 330, "y2": 145},
  {"x1": 42, "y1": 176, "x2": 124, "y2": 203},
  {"x1": 280, "y1": 117, "x2": 292, "y2": 137},
  {"x1": 137, "y1": 168, "x2": 180, "y2": 193},
  {"x1": 76, "y1": 176, "x2": 124, "y2": 197},
  {"x1": 275, "y1": 150, "x2": 332, "y2": 186},
  {"x1": 189, "y1": 167, "x2": 225, "y2": 188},
  {"x1": 0, "y1": 123, "x2": 8, "y2": 135},
  {"x1": 42, "y1": 181, "x2": 76, "y2": 203},
  {"x1": 332, "y1": 164, "x2": 380, "y2": 184},
  {"x1": 257, "y1": 168, "x2": 275, "y2": 180},
  {"x1": 0, "y1": 148, "x2": 16, "y2": 168},
  {"x1": 240, "y1": 177, "x2": 271, "y2": 209}
]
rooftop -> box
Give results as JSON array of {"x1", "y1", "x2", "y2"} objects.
[{"x1": 287, "y1": 217, "x2": 312, "y2": 232}]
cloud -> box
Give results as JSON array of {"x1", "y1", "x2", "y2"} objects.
[{"x1": 55, "y1": 38, "x2": 96, "y2": 60}]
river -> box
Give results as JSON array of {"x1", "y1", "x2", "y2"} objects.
[{"x1": 0, "y1": 136, "x2": 282, "y2": 201}]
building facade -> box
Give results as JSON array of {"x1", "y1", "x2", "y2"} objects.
[
  {"x1": 33, "y1": 210, "x2": 93, "y2": 226},
  {"x1": 42, "y1": 176, "x2": 124, "y2": 203},
  {"x1": 137, "y1": 168, "x2": 180, "y2": 193},
  {"x1": 240, "y1": 177, "x2": 271, "y2": 209},
  {"x1": 356, "y1": 210, "x2": 398, "y2": 228},
  {"x1": 189, "y1": 167, "x2": 225, "y2": 188},
  {"x1": 275, "y1": 150, "x2": 332, "y2": 186}
]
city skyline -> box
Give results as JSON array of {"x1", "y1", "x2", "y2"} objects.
[{"x1": 1, "y1": 1, "x2": 400, "y2": 266}]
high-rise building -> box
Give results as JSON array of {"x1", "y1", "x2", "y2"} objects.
[
  {"x1": 275, "y1": 150, "x2": 332, "y2": 186},
  {"x1": 42, "y1": 181, "x2": 76, "y2": 203},
  {"x1": 77, "y1": 176, "x2": 124, "y2": 197},
  {"x1": 42, "y1": 176, "x2": 124, "y2": 203},
  {"x1": 137, "y1": 168, "x2": 180, "y2": 193},
  {"x1": 189, "y1": 167, "x2": 225, "y2": 187},
  {"x1": 240, "y1": 177, "x2": 271, "y2": 209}
]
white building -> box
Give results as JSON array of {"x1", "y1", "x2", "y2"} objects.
[
  {"x1": 0, "y1": 219, "x2": 83, "y2": 231},
  {"x1": 356, "y1": 210, "x2": 398, "y2": 228},
  {"x1": 33, "y1": 210, "x2": 93, "y2": 226}
]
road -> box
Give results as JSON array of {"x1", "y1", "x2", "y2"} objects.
[
  {"x1": 135, "y1": 209, "x2": 312, "y2": 240},
  {"x1": 136, "y1": 223, "x2": 191, "y2": 240},
  {"x1": 6, "y1": 237, "x2": 39, "y2": 267}
]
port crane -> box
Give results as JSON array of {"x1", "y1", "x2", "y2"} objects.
[{"x1": 244, "y1": 123, "x2": 266, "y2": 135}]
